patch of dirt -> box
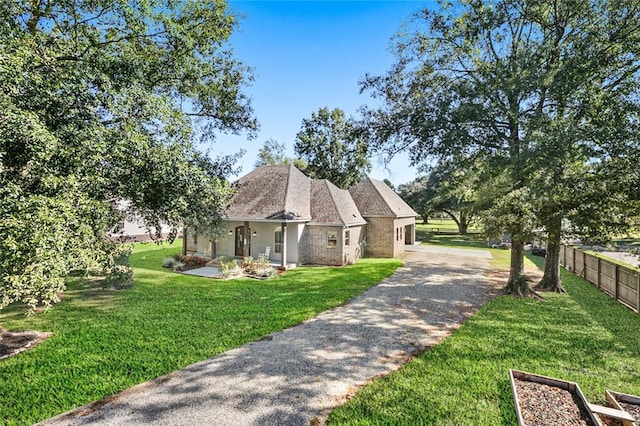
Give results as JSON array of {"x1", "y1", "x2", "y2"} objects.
[
  {"x1": 514, "y1": 378, "x2": 597, "y2": 426},
  {"x1": 598, "y1": 414, "x2": 624, "y2": 426},
  {"x1": 0, "y1": 327, "x2": 51, "y2": 360},
  {"x1": 618, "y1": 401, "x2": 640, "y2": 422},
  {"x1": 487, "y1": 265, "x2": 544, "y2": 294}
]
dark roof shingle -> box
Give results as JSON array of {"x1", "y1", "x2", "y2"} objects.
[
  {"x1": 349, "y1": 177, "x2": 418, "y2": 218},
  {"x1": 310, "y1": 180, "x2": 367, "y2": 226},
  {"x1": 224, "y1": 164, "x2": 311, "y2": 221}
]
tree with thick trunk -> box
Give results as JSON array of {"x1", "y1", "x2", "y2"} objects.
[
  {"x1": 361, "y1": 0, "x2": 640, "y2": 295},
  {"x1": 536, "y1": 214, "x2": 565, "y2": 293}
]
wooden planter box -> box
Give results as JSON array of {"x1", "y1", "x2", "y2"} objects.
[
  {"x1": 604, "y1": 390, "x2": 640, "y2": 426},
  {"x1": 510, "y1": 370, "x2": 603, "y2": 426}
]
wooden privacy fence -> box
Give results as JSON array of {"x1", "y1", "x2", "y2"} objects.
[{"x1": 560, "y1": 246, "x2": 640, "y2": 314}]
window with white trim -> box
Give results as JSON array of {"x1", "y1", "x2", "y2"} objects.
[{"x1": 327, "y1": 231, "x2": 337, "y2": 248}]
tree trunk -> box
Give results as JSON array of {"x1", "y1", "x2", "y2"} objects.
[
  {"x1": 458, "y1": 212, "x2": 469, "y2": 235},
  {"x1": 535, "y1": 215, "x2": 566, "y2": 293},
  {"x1": 503, "y1": 240, "x2": 535, "y2": 297}
]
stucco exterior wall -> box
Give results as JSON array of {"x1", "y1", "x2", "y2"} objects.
[{"x1": 189, "y1": 221, "x2": 302, "y2": 263}]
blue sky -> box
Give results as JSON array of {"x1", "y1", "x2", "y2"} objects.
[{"x1": 217, "y1": 1, "x2": 433, "y2": 187}]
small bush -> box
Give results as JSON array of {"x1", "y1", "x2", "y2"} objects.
[
  {"x1": 242, "y1": 255, "x2": 276, "y2": 278},
  {"x1": 220, "y1": 257, "x2": 241, "y2": 278},
  {"x1": 162, "y1": 257, "x2": 178, "y2": 268},
  {"x1": 104, "y1": 245, "x2": 134, "y2": 289},
  {"x1": 173, "y1": 255, "x2": 209, "y2": 268}
]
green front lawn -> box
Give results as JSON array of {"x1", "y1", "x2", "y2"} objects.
[
  {"x1": 327, "y1": 240, "x2": 640, "y2": 425},
  {"x1": 0, "y1": 240, "x2": 401, "y2": 425},
  {"x1": 416, "y1": 218, "x2": 481, "y2": 237}
]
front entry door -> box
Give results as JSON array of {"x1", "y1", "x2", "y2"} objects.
[{"x1": 235, "y1": 226, "x2": 250, "y2": 257}]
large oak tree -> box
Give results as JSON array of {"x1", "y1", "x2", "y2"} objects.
[
  {"x1": 362, "y1": 0, "x2": 640, "y2": 295},
  {"x1": 0, "y1": 0, "x2": 256, "y2": 311}
]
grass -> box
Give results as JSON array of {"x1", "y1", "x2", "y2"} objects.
[
  {"x1": 417, "y1": 218, "x2": 480, "y2": 234},
  {"x1": 0, "y1": 240, "x2": 402, "y2": 425},
  {"x1": 327, "y1": 236, "x2": 640, "y2": 425}
]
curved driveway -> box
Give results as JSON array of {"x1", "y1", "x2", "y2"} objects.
[{"x1": 44, "y1": 247, "x2": 496, "y2": 426}]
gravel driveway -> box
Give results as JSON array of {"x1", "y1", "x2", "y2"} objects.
[{"x1": 43, "y1": 248, "x2": 497, "y2": 426}]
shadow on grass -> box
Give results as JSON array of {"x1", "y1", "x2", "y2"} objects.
[
  {"x1": 0, "y1": 252, "x2": 401, "y2": 424},
  {"x1": 328, "y1": 253, "x2": 640, "y2": 425}
]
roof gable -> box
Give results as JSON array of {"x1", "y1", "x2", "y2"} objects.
[
  {"x1": 349, "y1": 177, "x2": 418, "y2": 218},
  {"x1": 224, "y1": 164, "x2": 311, "y2": 221},
  {"x1": 310, "y1": 180, "x2": 366, "y2": 226}
]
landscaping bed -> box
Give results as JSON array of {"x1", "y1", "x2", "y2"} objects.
[
  {"x1": 510, "y1": 370, "x2": 600, "y2": 426},
  {"x1": 605, "y1": 390, "x2": 640, "y2": 426}
]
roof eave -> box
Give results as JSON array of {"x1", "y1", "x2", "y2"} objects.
[{"x1": 223, "y1": 217, "x2": 311, "y2": 223}]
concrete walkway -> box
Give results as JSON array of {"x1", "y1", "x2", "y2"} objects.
[{"x1": 43, "y1": 250, "x2": 497, "y2": 426}]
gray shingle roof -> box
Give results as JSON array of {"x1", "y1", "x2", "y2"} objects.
[
  {"x1": 224, "y1": 164, "x2": 312, "y2": 221},
  {"x1": 310, "y1": 180, "x2": 367, "y2": 226},
  {"x1": 349, "y1": 177, "x2": 419, "y2": 218}
]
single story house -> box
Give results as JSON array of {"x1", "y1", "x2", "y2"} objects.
[{"x1": 184, "y1": 164, "x2": 418, "y2": 267}]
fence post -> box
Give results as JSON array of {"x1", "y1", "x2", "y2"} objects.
[
  {"x1": 572, "y1": 247, "x2": 576, "y2": 272},
  {"x1": 582, "y1": 251, "x2": 587, "y2": 279},
  {"x1": 636, "y1": 273, "x2": 640, "y2": 314},
  {"x1": 597, "y1": 257, "x2": 601, "y2": 289},
  {"x1": 614, "y1": 265, "x2": 619, "y2": 300}
]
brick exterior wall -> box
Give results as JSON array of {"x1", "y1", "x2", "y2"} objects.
[
  {"x1": 343, "y1": 226, "x2": 364, "y2": 265},
  {"x1": 299, "y1": 225, "x2": 364, "y2": 266},
  {"x1": 363, "y1": 216, "x2": 415, "y2": 258}
]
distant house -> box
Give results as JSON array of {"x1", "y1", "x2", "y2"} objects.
[
  {"x1": 107, "y1": 199, "x2": 177, "y2": 242},
  {"x1": 184, "y1": 164, "x2": 417, "y2": 267}
]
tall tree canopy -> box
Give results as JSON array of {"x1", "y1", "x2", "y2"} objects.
[
  {"x1": 424, "y1": 159, "x2": 481, "y2": 235},
  {"x1": 255, "y1": 138, "x2": 307, "y2": 169},
  {"x1": 397, "y1": 176, "x2": 432, "y2": 223},
  {"x1": 0, "y1": 0, "x2": 256, "y2": 311},
  {"x1": 363, "y1": 0, "x2": 640, "y2": 295},
  {"x1": 295, "y1": 107, "x2": 371, "y2": 189}
]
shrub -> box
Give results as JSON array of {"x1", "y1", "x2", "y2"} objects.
[
  {"x1": 242, "y1": 255, "x2": 276, "y2": 278},
  {"x1": 104, "y1": 245, "x2": 133, "y2": 289},
  {"x1": 220, "y1": 257, "x2": 241, "y2": 278},
  {"x1": 162, "y1": 257, "x2": 178, "y2": 268},
  {"x1": 173, "y1": 255, "x2": 208, "y2": 268}
]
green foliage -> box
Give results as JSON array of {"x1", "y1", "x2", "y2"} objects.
[
  {"x1": 295, "y1": 107, "x2": 371, "y2": 189},
  {"x1": 362, "y1": 0, "x2": 640, "y2": 284},
  {"x1": 102, "y1": 245, "x2": 134, "y2": 289},
  {"x1": 328, "y1": 261, "x2": 640, "y2": 425},
  {"x1": 219, "y1": 257, "x2": 241, "y2": 277},
  {"x1": 242, "y1": 255, "x2": 276, "y2": 278},
  {"x1": 0, "y1": 241, "x2": 401, "y2": 424},
  {"x1": 254, "y1": 138, "x2": 307, "y2": 170},
  {"x1": 0, "y1": 0, "x2": 256, "y2": 310},
  {"x1": 397, "y1": 176, "x2": 432, "y2": 223},
  {"x1": 162, "y1": 257, "x2": 178, "y2": 269}
]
